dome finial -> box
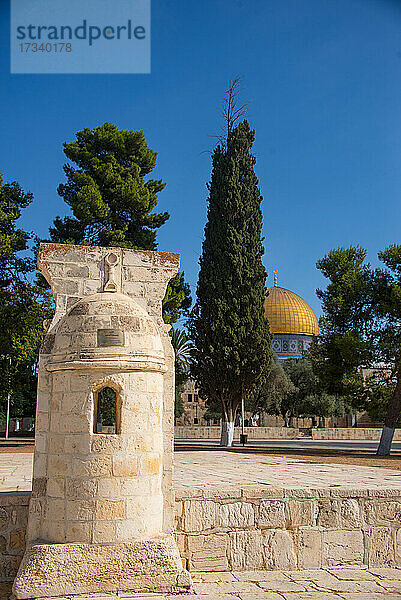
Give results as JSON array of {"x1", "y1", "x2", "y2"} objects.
[{"x1": 273, "y1": 269, "x2": 278, "y2": 287}]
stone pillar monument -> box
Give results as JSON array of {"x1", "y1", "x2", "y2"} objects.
[{"x1": 14, "y1": 243, "x2": 191, "y2": 598}]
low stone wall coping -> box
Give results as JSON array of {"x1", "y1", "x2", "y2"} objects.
[{"x1": 175, "y1": 426, "x2": 401, "y2": 441}]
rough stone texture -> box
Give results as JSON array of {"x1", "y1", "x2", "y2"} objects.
[
  {"x1": 288, "y1": 500, "x2": 316, "y2": 527},
  {"x1": 187, "y1": 534, "x2": 229, "y2": 572},
  {"x1": 340, "y1": 499, "x2": 361, "y2": 529},
  {"x1": 3, "y1": 485, "x2": 401, "y2": 580},
  {"x1": 316, "y1": 500, "x2": 340, "y2": 529},
  {"x1": 258, "y1": 501, "x2": 286, "y2": 528},
  {"x1": 13, "y1": 244, "x2": 190, "y2": 598},
  {"x1": 322, "y1": 530, "x2": 364, "y2": 566},
  {"x1": 312, "y1": 428, "x2": 401, "y2": 440},
  {"x1": 36, "y1": 244, "x2": 180, "y2": 537},
  {"x1": 174, "y1": 490, "x2": 401, "y2": 572},
  {"x1": 368, "y1": 526, "x2": 395, "y2": 566},
  {"x1": 263, "y1": 530, "x2": 297, "y2": 570},
  {"x1": 0, "y1": 494, "x2": 29, "y2": 584},
  {"x1": 8, "y1": 566, "x2": 401, "y2": 599},
  {"x1": 175, "y1": 425, "x2": 401, "y2": 440},
  {"x1": 229, "y1": 531, "x2": 263, "y2": 570},
  {"x1": 219, "y1": 502, "x2": 255, "y2": 529},
  {"x1": 4, "y1": 448, "x2": 401, "y2": 580},
  {"x1": 13, "y1": 538, "x2": 191, "y2": 599},
  {"x1": 298, "y1": 529, "x2": 322, "y2": 569},
  {"x1": 183, "y1": 501, "x2": 216, "y2": 532},
  {"x1": 175, "y1": 426, "x2": 303, "y2": 440}
]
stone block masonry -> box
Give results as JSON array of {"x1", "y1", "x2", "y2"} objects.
[
  {"x1": 0, "y1": 493, "x2": 29, "y2": 585},
  {"x1": 175, "y1": 425, "x2": 401, "y2": 441},
  {"x1": 2, "y1": 486, "x2": 401, "y2": 584},
  {"x1": 13, "y1": 244, "x2": 192, "y2": 598},
  {"x1": 175, "y1": 487, "x2": 401, "y2": 572}
]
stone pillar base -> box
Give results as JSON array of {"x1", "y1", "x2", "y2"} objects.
[{"x1": 13, "y1": 536, "x2": 192, "y2": 599}]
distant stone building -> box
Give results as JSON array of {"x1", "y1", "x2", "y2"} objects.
[{"x1": 176, "y1": 379, "x2": 214, "y2": 426}]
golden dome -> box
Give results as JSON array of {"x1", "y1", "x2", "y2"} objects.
[{"x1": 264, "y1": 285, "x2": 319, "y2": 336}]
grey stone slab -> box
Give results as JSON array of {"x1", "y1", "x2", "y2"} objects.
[
  {"x1": 280, "y1": 593, "x2": 346, "y2": 600},
  {"x1": 258, "y1": 581, "x2": 312, "y2": 593},
  {"x1": 232, "y1": 571, "x2": 292, "y2": 582},
  {"x1": 326, "y1": 568, "x2": 378, "y2": 581},
  {"x1": 371, "y1": 579, "x2": 401, "y2": 592},
  {"x1": 192, "y1": 582, "x2": 262, "y2": 594},
  {"x1": 239, "y1": 592, "x2": 285, "y2": 600},
  {"x1": 339, "y1": 595, "x2": 401, "y2": 600}
]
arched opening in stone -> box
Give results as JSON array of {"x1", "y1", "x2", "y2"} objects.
[{"x1": 94, "y1": 386, "x2": 119, "y2": 434}]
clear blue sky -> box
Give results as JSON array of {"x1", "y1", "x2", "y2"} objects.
[{"x1": 1, "y1": 0, "x2": 401, "y2": 317}]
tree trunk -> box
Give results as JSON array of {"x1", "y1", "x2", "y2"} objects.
[
  {"x1": 377, "y1": 371, "x2": 401, "y2": 456},
  {"x1": 220, "y1": 421, "x2": 235, "y2": 446},
  {"x1": 220, "y1": 401, "x2": 236, "y2": 447}
]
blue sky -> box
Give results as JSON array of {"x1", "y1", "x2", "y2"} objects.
[{"x1": 1, "y1": 0, "x2": 401, "y2": 317}]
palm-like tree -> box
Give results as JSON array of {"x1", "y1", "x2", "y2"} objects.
[
  {"x1": 169, "y1": 327, "x2": 193, "y2": 370},
  {"x1": 169, "y1": 327, "x2": 194, "y2": 420}
]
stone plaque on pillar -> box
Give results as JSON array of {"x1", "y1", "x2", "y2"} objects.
[
  {"x1": 97, "y1": 328, "x2": 125, "y2": 347},
  {"x1": 13, "y1": 243, "x2": 191, "y2": 598}
]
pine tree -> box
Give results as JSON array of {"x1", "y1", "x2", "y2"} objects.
[
  {"x1": 190, "y1": 119, "x2": 272, "y2": 446},
  {"x1": 50, "y1": 122, "x2": 168, "y2": 249},
  {"x1": 49, "y1": 123, "x2": 191, "y2": 324}
]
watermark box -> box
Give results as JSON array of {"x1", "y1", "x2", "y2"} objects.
[{"x1": 10, "y1": 0, "x2": 150, "y2": 74}]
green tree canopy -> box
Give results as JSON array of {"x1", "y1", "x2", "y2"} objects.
[
  {"x1": 0, "y1": 173, "x2": 34, "y2": 287},
  {"x1": 0, "y1": 173, "x2": 53, "y2": 424},
  {"x1": 310, "y1": 246, "x2": 373, "y2": 398},
  {"x1": 281, "y1": 358, "x2": 318, "y2": 426},
  {"x1": 50, "y1": 122, "x2": 168, "y2": 249},
  {"x1": 49, "y1": 123, "x2": 191, "y2": 325},
  {"x1": 162, "y1": 272, "x2": 192, "y2": 325},
  {"x1": 247, "y1": 357, "x2": 295, "y2": 421},
  {"x1": 312, "y1": 244, "x2": 401, "y2": 454}
]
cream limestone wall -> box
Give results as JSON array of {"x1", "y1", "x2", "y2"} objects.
[
  {"x1": 30, "y1": 369, "x2": 165, "y2": 545},
  {"x1": 175, "y1": 426, "x2": 401, "y2": 441},
  {"x1": 14, "y1": 244, "x2": 191, "y2": 598},
  {"x1": 4, "y1": 487, "x2": 401, "y2": 583},
  {"x1": 29, "y1": 244, "x2": 179, "y2": 545},
  {"x1": 175, "y1": 487, "x2": 401, "y2": 571}
]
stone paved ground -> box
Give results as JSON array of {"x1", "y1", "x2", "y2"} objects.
[
  {"x1": 0, "y1": 453, "x2": 32, "y2": 491},
  {"x1": 174, "y1": 451, "x2": 401, "y2": 491},
  {"x1": 2, "y1": 453, "x2": 401, "y2": 598},
  {"x1": 3, "y1": 451, "x2": 401, "y2": 493},
  {"x1": 2, "y1": 568, "x2": 400, "y2": 599}
]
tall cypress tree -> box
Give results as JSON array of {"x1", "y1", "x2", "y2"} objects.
[{"x1": 190, "y1": 120, "x2": 272, "y2": 445}]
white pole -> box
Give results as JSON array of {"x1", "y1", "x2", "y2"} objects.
[
  {"x1": 5, "y1": 392, "x2": 10, "y2": 440},
  {"x1": 5, "y1": 357, "x2": 11, "y2": 440}
]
